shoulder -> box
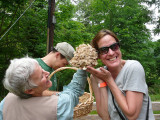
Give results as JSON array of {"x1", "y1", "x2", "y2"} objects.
[
  {"x1": 126, "y1": 60, "x2": 141, "y2": 65},
  {"x1": 124, "y1": 60, "x2": 145, "y2": 75},
  {"x1": 35, "y1": 58, "x2": 42, "y2": 63},
  {"x1": 5, "y1": 93, "x2": 18, "y2": 99},
  {"x1": 125, "y1": 60, "x2": 143, "y2": 69}
]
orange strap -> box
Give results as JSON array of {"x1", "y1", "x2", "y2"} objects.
[{"x1": 98, "y1": 82, "x2": 107, "y2": 88}]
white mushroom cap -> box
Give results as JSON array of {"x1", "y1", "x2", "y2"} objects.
[{"x1": 70, "y1": 44, "x2": 98, "y2": 69}]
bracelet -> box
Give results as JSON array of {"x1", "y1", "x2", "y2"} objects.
[{"x1": 98, "y1": 82, "x2": 107, "y2": 88}]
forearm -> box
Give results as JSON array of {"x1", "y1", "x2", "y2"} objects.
[
  {"x1": 63, "y1": 69, "x2": 87, "y2": 97},
  {"x1": 97, "y1": 88, "x2": 110, "y2": 120},
  {"x1": 91, "y1": 76, "x2": 110, "y2": 120},
  {"x1": 57, "y1": 70, "x2": 88, "y2": 119},
  {"x1": 86, "y1": 65, "x2": 144, "y2": 119},
  {"x1": 108, "y1": 80, "x2": 143, "y2": 119},
  {"x1": 108, "y1": 81, "x2": 127, "y2": 110}
]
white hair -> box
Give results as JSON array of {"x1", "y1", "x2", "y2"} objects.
[{"x1": 3, "y1": 56, "x2": 38, "y2": 99}]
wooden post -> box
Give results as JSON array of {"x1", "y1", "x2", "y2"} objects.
[{"x1": 47, "y1": 0, "x2": 56, "y2": 54}]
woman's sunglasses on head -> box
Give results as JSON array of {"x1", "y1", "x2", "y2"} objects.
[{"x1": 98, "y1": 42, "x2": 120, "y2": 55}]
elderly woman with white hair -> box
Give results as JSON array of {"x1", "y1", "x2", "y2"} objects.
[{"x1": 0, "y1": 56, "x2": 87, "y2": 120}]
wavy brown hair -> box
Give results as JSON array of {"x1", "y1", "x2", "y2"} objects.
[{"x1": 91, "y1": 29, "x2": 119, "y2": 51}]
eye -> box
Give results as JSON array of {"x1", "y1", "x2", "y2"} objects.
[
  {"x1": 101, "y1": 47, "x2": 109, "y2": 51},
  {"x1": 111, "y1": 43, "x2": 120, "y2": 51},
  {"x1": 98, "y1": 47, "x2": 109, "y2": 54}
]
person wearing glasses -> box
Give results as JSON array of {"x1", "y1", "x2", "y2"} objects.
[
  {"x1": 36, "y1": 42, "x2": 75, "y2": 91},
  {"x1": 86, "y1": 29, "x2": 154, "y2": 120},
  {"x1": 0, "y1": 57, "x2": 87, "y2": 120}
]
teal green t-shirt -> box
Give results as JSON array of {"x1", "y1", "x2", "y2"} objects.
[{"x1": 36, "y1": 58, "x2": 57, "y2": 91}]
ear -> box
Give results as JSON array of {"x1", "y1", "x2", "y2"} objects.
[
  {"x1": 24, "y1": 89, "x2": 35, "y2": 95},
  {"x1": 55, "y1": 52, "x2": 61, "y2": 59}
]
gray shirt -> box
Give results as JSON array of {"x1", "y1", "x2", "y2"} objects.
[{"x1": 107, "y1": 60, "x2": 155, "y2": 120}]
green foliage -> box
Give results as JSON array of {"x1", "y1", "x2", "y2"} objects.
[
  {"x1": 54, "y1": 20, "x2": 94, "y2": 47},
  {"x1": 150, "y1": 94, "x2": 160, "y2": 102},
  {"x1": 0, "y1": 0, "x2": 28, "y2": 36},
  {"x1": 0, "y1": 0, "x2": 159, "y2": 97},
  {"x1": 56, "y1": 1, "x2": 75, "y2": 21},
  {"x1": 74, "y1": 0, "x2": 159, "y2": 89},
  {"x1": 144, "y1": 0, "x2": 160, "y2": 36},
  {"x1": 56, "y1": 68, "x2": 76, "y2": 91},
  {"x1": 153, "y1": 40, "x2": 160, "y2": 76},
  {"x1": 90, "y1": 110, "x2": 97, "y2": 114}
]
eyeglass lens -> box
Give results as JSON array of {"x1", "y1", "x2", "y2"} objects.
[{"x1": 98, "y1": 42, "x2": 120, "y2": 55}]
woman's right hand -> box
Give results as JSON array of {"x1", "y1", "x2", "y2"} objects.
[{"x1": 86, "y1": 66, "x2": 113, "y2": 84}]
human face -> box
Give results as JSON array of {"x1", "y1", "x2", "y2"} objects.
[
  {"x1": 30, "y1": 64, "x2": 52, "y2": 94},
  {"x1": 98, "y1": 35, "x2": 122, "y2": 69},
  {"x1": 54, "y1": 57, "x2": 68, "y2": 70}
]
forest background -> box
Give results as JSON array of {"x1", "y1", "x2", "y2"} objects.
[{"x1": 0, "y1": 0, "x2": 160, "y2": 100}]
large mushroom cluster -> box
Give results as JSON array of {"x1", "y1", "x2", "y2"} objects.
[{"x1": 70, "y1": 44, "x2": 98, "y2": 70}]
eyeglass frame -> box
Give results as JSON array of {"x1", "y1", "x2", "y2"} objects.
[{"x1": 98, "y1": 42, "x2": 120, "y2": 55}]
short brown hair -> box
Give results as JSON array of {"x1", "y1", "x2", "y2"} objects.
[{"x1": 52, "y1": 48, "x2": 65, "y2": 59}]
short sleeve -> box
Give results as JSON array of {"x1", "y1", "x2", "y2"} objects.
[{"x1": 122, "y1": 61, "x2": 148, "y2": 94}]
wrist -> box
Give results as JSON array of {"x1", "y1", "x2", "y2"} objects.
[{"x1": 98, "y1": 82, "x2": 107, "y2": 88}]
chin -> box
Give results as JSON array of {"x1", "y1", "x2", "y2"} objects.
[
  {"x1": 105, "y1": 61, "x2": 120, "y2": 68},
  {"x1": 46, "y1": 81, "x2": 52, "y2": 88},
  {"x1": 48, "y1": 82, "x2": 52, "y2": 88}
]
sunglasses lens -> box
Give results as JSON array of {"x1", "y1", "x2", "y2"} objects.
[
  {"x1": 99, "y1": 47, "x2": 109, "y2": 54},
  {"x1": 111, "y1": 43, "x2": 119, "y2": 51},
  {"x1": 98, "y1": 42, "x2": 120, "y2": 55}
]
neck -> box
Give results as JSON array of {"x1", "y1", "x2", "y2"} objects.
[
  {"x1": 109, "y1": 59, "x2": 126, "y2": 80},
  {"x1": 42, "y1": 52, "x2": 55, "y2": 68},
  {"x1": 32, "y1": 92, "x2": 43, "y2": 97},
  {"x1": 109, "y1": 69, "x2": 120, "y2": 80}
]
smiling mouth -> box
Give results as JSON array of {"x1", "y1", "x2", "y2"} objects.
[
  {"x1": 46, "y1": 79, "x2": 51, "y2": 85},
  {"x1": 47, "y1": 77, "x2": 50, "y2": 82},
  {"x1": 47, "y1": 76, "x2": 50, "y2": 81},
  {"x1": 109, "y1": 57, "x2": 116, "y2": 61}
]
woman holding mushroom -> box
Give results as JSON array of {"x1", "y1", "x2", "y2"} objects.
[{"x1": 86, "y1": 29, "x2": 154, "y2": 120}]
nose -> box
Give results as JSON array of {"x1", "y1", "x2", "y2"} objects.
[
  {"x1": 43, "y1": 69, "x2": 50, "y2": 76},
  {"x1": 46, "y1": 71, "x2": 50, "y2": 76},
  {"x1": 107, "y1": 48, "x2": 114, "y2": 55}
]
